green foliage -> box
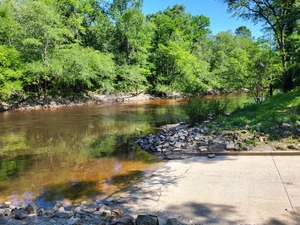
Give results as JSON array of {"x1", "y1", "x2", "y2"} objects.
[
  {"x1": 0, "y1": 45, "x2": 23, "y2": 100},
  {"x1": 51, "y1": 45, "x2": 116, "y2": 94},
  {"x1": 235, "y1": 26, "x2": 252, "y2": 39},
  {"x1": 0, "y1": 0, "x2": 299, "y2": 104},
  {"x1": 148, "y1": 5, "x2": 211, "y2": 95},
  {"x1": 216, "y1": 87, "x2": 300, "y2": 134},
  {"x1": 115, "y1": 64, "x2": 149, "y2": 94},
  {"x1": 223, "y1": 0, "x2": 300, "y2": 92},
  {"x1": 184, "y1": 97, "x2": 229, "y2": 124}
]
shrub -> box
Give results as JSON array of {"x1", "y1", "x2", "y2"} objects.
[{"x1": 184, "y1": 98, "x2": 229, "y2": 124}]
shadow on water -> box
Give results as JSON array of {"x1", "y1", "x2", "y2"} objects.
[
  {"x1": 109, "y1": 170, "x2": 144, "y2": 187},
  {"x1": 87, "y1": 132, "x2": 160, "y2": 164},
  {"x1": 36, "y1": 181, "x2": 102, "y2": 208}
]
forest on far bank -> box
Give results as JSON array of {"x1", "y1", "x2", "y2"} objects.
[{"x1": 0, "y1": 0, "x2": 299, "y2": 103}]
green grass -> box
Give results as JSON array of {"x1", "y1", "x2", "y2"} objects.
[{"x1": 211, "y1": 88, "x2": 300, "y2": 138}]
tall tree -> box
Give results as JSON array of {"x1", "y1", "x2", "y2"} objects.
[
  {"x1": 110, "y1": 0, "x2": 152, "y2": 93},
  {"x1": 235, "y1": 26, "x2": 252, "y2": 39},
  {"x1": 223, "y1": 0, "x2": 300, "y2": 92},
  {"x1": 0, "y1": 45, "x2": 23, "y2": 100},
  {"x1": 148, "y1": 5, "x2": 211, "y2": 95},
  {"x1": 17, "y1": 0, "x2": 71, "y2": 100}
]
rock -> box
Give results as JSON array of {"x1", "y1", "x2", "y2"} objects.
[
  {"x1": 174, "y1": 142, "x2": 183, "y2": 148},
  {"x1": 135, "y1": 215, "x2": 159, "y2": 225},
  {"x1": 208, "y1": 154, "x2": 216, "y2": 159},
  {"x1": 166, "y1": 218, "x2": 181, "y2": 225},
  {"x1": 98, "y1": 204, "x2": 109, "y2": 211},
  {"x1": 37, "y1": 208, "x2": 45, "y2": 216},
  {"x1": 46, "y1": 210, "x2": 56, "y2": 218},
  {"x1": 111, "y1": 215, "x2": 134, "y2": 225},
  {"x1": 282, "y1": 123, "x2": 292, "y2": 129},
  {"x1": 194, "y1": 135, "x2": 203, "y2": 141},
  {"x1": 179, "y1": 135, "x2": 185, "y2": 141},
  {"x1": 14, "y1": 209, "x2": 28, "y2": 220},
  {"x1": 0, "y1": 202, "x2": 9, "y2": 209},
  {"x1": 0, "y1": 208, "x2": 11, "y2": 217},
  {"x1": 101, "y1": 209, "x2": 112, "y2": 218},
  {"x1": 287, "y1": 145, "x2": 297, "y2": 150},
  {"x1": 0, "y1": 218, "x2": 9, "y2": 224},
  {"x1": 259, "y1": 136, "x2": 265, "y2": 142},
  {"x1": 67, "y1": 217, "x2": 81, "y2": 225},
  {"x1": 199, "y1": 146, "x2": 208, "y2": 152},
  {"x1": 56, "y1": 208, "x2": 74, "y2": 219},
  {"x1": 111, "y1": 208, "x2": 124, "y2": 218},
  {"x1": 156, "y1": 147, "x2": 163, "y2": 152},
  {"x1": 25, "y1": 202, "x2": 39, "y2": 214},
  {"x1": 226, "y1": 142, "x2": 236, "y2": 150},
  {"x1": 244, "y1": 125, "x2": 250, "y2": 130}
]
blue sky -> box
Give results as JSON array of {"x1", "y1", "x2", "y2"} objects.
[{"x1": 142, "y1": 0, "x2": 265, "y2": 38}]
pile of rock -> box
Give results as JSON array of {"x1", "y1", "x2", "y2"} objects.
[
  {"x1": 0, "y1": 201, "x2": 181, "y2": 225},
  {"x1": 135, "y1": 123, "x2": 249, "y2": 160},
  {"x1": 269, "y1": 122, "x2": 300, "y2": 137}
]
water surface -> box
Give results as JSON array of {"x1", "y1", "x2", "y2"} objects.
[{"x1": 0, "y1": 99, "x2": 186, "y2": 206}]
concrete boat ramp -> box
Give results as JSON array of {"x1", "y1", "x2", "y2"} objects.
[{"x1": 119, "y1": 156, "x2": 300, "y2": 225}]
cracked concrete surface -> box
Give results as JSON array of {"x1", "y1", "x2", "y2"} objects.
[{"x1": 120, "y1": 156, "x2": 300, "y2": 225}]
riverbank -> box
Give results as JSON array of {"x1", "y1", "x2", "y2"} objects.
[
  {"x1": 0, "y1": 199, "x2": 178, "y2": 225},
  {"x1": 0, "y1": 93, "x2": 157, "y2": 112},
  {"x1": 135, "y1": 88, "x2": 300, "y2": 160},
  {"x1": 135, "y1": 122, "x2": 300, "y2": 160}
]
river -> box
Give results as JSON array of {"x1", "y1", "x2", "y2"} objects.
[{"x1": 0, "y1": 99, "x2": 186, "y2": 207}]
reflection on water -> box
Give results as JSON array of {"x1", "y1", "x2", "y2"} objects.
[{"x1": 0, "y1": 99, "x2": 186, "y2": 205}]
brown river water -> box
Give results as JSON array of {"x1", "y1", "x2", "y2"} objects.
[{"x1": 0, "y1": 99, "x2": 187, "y2": 207}]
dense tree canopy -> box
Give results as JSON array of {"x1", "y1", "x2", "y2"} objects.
[
  {"x1": 222, "y1": 0, "x2": 300, "y2": 92},
  {"x1": 0, "y1": 0, "x2": 299, "y2": 102}
]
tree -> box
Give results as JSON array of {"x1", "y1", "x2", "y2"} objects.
[
  {"x1": 235, "y1": 26, "x2": 252, "y2": 39},
  {"x1": 16, "y1": 0, "x2": 71, "y2": 100},
  {"x1": 223, "y1": 0, "x2": 300, "y2": 92},
  {"x1": 110, "y1": 0, "x2": 152, "y2": 93},
  {"x1": 0, "y1": 45, "x2": 23, "y2": 100},
  {"x1": 50, "y1": 44, "x2": 115, "y2": 96},
  {"x1": 148, "y1": 5, "x2": 211, "y2": 95},
  {"x1": 210, "y1": 30, "x2": 277, "y2": 100},
  {"x1": 0, "y1": 0, "x2": 21, "y2": 46}
]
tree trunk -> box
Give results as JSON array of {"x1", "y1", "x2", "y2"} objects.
[
  {"x1": 283, "y1": 70, "x2": 293, "y2": 92},
  {"x1": 269, "y1": 83, "x2": 273, "y2": 96},
  {"x1": 279, "y1": 30, "x2": 293, "y2": 93}
]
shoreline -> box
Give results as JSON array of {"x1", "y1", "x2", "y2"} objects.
[
  {"x1": 0, "y1": 93, "x2": 159, "y2": 113},
  {"x1": 135, "y1": 122, "x2": 300, "y2": 160}
]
